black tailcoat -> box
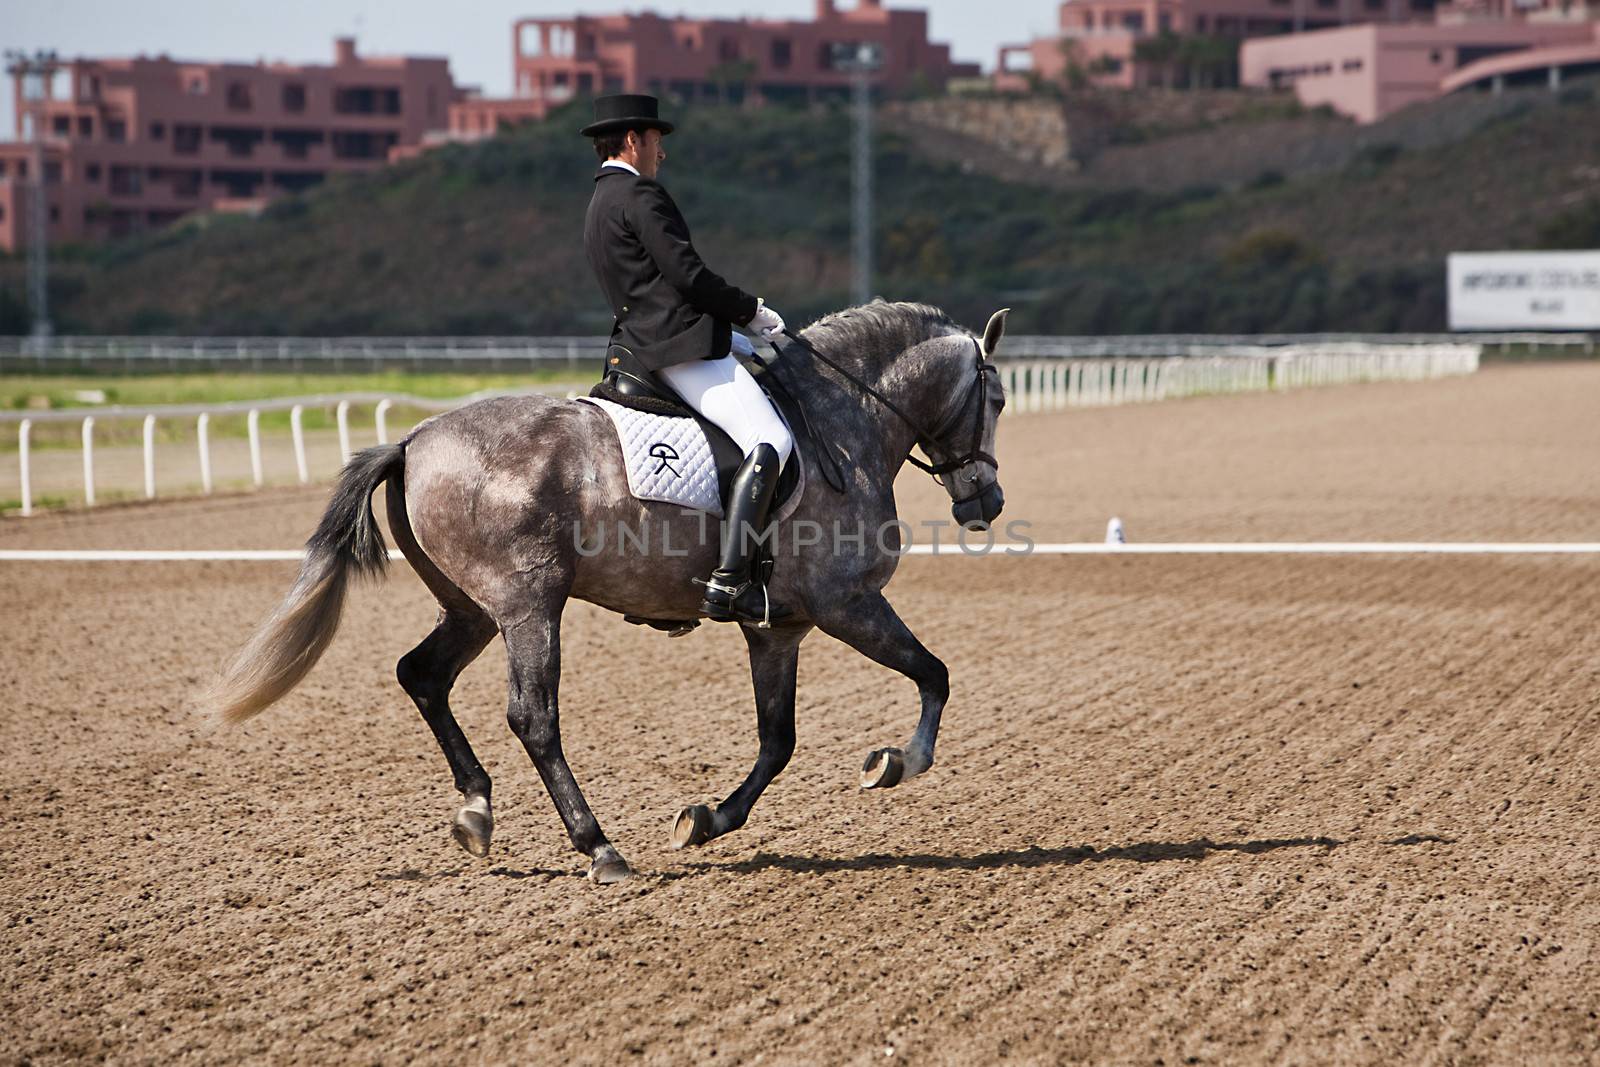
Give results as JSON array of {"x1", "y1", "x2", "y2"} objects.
[{"x1": 584, "y1": 165, "x2": 759, "y2": 372}]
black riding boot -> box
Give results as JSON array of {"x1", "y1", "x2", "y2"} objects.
[{"x1": 698, "y1": 443, "x2": 787, "y2": 625}]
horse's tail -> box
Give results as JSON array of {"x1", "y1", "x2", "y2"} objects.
[{"x1": 201, "y1": 443, "x2": 404, "y2": 726}]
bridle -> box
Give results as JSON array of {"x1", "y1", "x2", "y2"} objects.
[{"x1": 776, "y1": 329, "x2": 999, "y2": 502}]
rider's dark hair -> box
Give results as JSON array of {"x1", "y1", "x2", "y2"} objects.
[{"x1": 593, "y1": 128, "x2": 643, "y2": 162}]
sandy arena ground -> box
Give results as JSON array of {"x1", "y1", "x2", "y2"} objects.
[{"x1": 1, "y1": 364, "x2": 1597, "y2": 1064}]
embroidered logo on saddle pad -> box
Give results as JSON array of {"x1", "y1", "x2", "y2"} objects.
[{"x1": 579, "y1": 396, "x2": 723, "y2": 516}]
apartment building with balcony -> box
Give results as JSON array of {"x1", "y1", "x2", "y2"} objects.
[
  {"x1": 1241, "y1": 0, "x2": 1600, "y2": 120},
  {"x1": 994, "y1": 0, "x2": 1439, "y2": 90},
  {"x1": 0, "y1": 38, "x2": 458, "y2": 251},
  {"x1": 448, "y1": 0, "x2": 980, "y2": 138}
]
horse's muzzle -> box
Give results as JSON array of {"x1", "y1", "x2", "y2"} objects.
[{"x1": 952, "y1": 482, "x2": 1004, "y2": 531}]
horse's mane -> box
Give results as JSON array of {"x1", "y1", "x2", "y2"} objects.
[{"x1": 799, "y1": 300, "x2": 970, "y2": 368}]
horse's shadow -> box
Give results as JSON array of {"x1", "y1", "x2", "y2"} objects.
[{"x1": 679, "y1": 833, "x2": 1454, "y2": 877}]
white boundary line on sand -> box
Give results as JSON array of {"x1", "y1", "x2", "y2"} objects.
[{"x1": 1, "y1": 544, "x2": 1599, "y2": 562}]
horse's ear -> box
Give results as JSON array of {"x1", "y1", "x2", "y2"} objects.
[{"x1": 981, "y1": 308, "x2": 1010, "y2": 358}]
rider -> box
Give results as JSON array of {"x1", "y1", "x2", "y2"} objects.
[{"x1": 582, "y1": 93, "x2": 794, "y2": 624}]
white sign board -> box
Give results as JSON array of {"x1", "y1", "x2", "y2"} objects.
[{"x1": 1448, "y1": 251, "x2": 1600, "y2": 331}]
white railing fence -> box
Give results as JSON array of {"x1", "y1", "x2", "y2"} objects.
[
  {"x1": 0, "y1": 331, "x2": 1579, "y2": 371},
  {"x1": 2, "y1": 386, "x2": 563, "y2": 515},
  {"x1": 2, "y1": 344, "x2": 1481, "y2": 515},
  {"x1": 993, "y1": 343, "x2": 1480, "y2": 414}
]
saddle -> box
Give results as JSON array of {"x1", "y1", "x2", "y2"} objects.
[
  {"x1": 590, "y1": 345, "x2": 807, "y2": 514},
  {"x1": 591, "y1": 343, "x2": 834, "y2": 637}
]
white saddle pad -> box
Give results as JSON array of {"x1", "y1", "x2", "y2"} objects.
[{"x1": 579, "y1": 396, "x2": 724, "y2": 516}]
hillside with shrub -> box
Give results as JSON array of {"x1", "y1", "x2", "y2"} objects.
[{"x1": 1, "y1": 82, "x2": 1596, "y2": 337}]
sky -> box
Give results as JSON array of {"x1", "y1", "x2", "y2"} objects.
[{"x1": 1, "y1": 0, "x2": 1063, "y2": 138}]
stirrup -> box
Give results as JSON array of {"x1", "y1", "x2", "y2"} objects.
[
  {"x1": 693, "y1": 575, "x2": 776, "y2": 629},
  {"x1": 693, "y1": 575, "x2": 749, "y2": 600}
]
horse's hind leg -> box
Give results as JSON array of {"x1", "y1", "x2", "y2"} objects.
[
  {"x1": 671, "y1": 623, "x2": 810, "y2": 849},
  {"x1": 814, "y1": 591, "x2": 949, "y2": 790},
  {"x1": 397, "y1": 608, "x2": 499, "y2": 857},
  {"x1": 502, "y1": 612, "x2": 632, "y2": 884}
]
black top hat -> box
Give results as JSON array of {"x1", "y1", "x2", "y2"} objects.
[{"x1": 580, "y1": 94, "x2": 676, "y2": 138}]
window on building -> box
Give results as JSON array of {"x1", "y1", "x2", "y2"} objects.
[
  {"x1": 209, "y1": 169, "x2": 266, "y2": 198},
  {"x1": 86, "y1": 163, "x2": 101, "y2": 181},
  {"x1": 578, "y1": 72, "x2": 594, "y2": 94},
  {"x1": 210, "y1": 126, "x2": 266, "y2": 158},
  {"x1": 15, "y1": 160, "x2": 26, "y2": 179},
  {"x1": 1196, "y1": 15, "x2": 1209, "y2": 30},
  {"x1": 605, "y1": 77, "x2": 625, "y2": 93},
  {"x1": 50, "y1": 205, "x2": 60, "y2": 223},
  {"x1": 1343, "y1": 58, "x2": 1364, "y2": 71},
  {"x1": 77, "y1": 116, "x2": 92, "y2": 137},
  {"x1": 1409, "y1": 0, "x2": 1435, "y2": 9},
  {"x1": 330, "y1": 130, "x2": 398, "y2": 160},
  {"x1": 1122, "y1": 12, "x2": 1145, "y2": 31},
  {"x1": 772, "y1": 39, "x2": 793, "y2": 68},
  {"x1": 52, "y1": 115, "x2": 70, "y2": 136},
  {"x1": 106, "y1": 119, "x2": 127, "y2": 143},
  {"x1": 227, "y1": 82, "x2": 253, "y2": 111},
  {"x1": 1365, "y1": 0, "x2": 1385, "y2": 8},
  {"x1": 1158, "y1": 13, "x2": 1173, "y2": 30},
  {"x1": 680, "y1": 34, "x2": 698, "y2": 51},
  {"x1": 333, "y1": 86, "x2": 402, "y2": 115},
  {"x1": 719, "y1": 38, "x2": 740, "y2": 62},
  {"x1": 44, "y1": 161, "x2": 62, "y2": 184},
  {"x1": 271, "y1": 129, "x2": 325, "y2": 159},
  {"x1": 150, "y1": 122, "x2": 166, "y2": 140},
  {"x1": 186, "y1": 74, "x2": 207, "y2": 94},
  {"x1": 519, "y1": 24, "x2": 544, "y2": 57},
  {"x1": 1430, "y1": 49, "x2": 1443, "y2": 62},
  {"x1": 0, "y1": 205, "x2": 5, "y2": 222},
  {"x1": 283, "y1": 83, "x2": 307, "y2": 112},
  {"x1": 174, "y1": 124, "x2": 202, "y2": 154},
  {"x1": 109, "y1": 165, "x2": 142, "y2": 196}
]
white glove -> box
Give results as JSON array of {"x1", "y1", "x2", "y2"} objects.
[{"x1": 749, "y1": 299, "x2": 785, "y2": 341}]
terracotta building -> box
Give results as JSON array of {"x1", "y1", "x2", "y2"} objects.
[
  {"x1": 449, "y1": 0, "x2": 981, "y2": 139},
  {"x1": 1241, "y1": 5, "x2": 1600, "y2": 121},
  {"x1": 0, "y1": 38, "x2": 458, "y2": 251},
  {"x1": 995, "y1": 0, "x2": 1441, "y2": 90}
]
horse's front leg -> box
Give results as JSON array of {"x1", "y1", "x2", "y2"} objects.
[
  {"x1": 671, "y1": 623, "x2": 811, "y2": 849},
  {"x1": 813, "y1": 590, "x2": 949, "y2": 789}
]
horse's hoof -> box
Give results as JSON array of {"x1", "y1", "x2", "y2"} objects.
[
  {"x1": 670, "y1": 804, "x2": 716, "y2": 850},
  {"x1": 450, "y1": 797, "x2": 493, "y2": 858},
  {"x1": 588, "y1": 849, "x2": 633, "y2": 885},
  {"x1": 860, "y1": 748, "x2": 906, "y2": 789}
]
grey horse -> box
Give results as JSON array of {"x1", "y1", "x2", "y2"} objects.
[{"x1": 203, "y1": 301, "x2": 1009, "y2": 884}]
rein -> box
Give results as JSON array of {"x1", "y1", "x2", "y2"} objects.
[{"x1": 776, "y1": 329, "x2": 998, "y2": 493}]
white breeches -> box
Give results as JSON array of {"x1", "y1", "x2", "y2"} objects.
[{"x1": 657, "y1": 337, "x2": 794, "y2": 470}]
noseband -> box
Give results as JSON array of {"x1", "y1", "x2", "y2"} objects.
[{"x1": 777, "y1": 330, "x2": 999, "y2": 501}]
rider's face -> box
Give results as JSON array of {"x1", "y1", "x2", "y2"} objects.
[{"x1": 632, "y1": 129, "x2": 666, "y2": 178}]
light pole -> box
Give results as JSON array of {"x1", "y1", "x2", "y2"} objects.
[
  {"x1": 5, "y1": 49, "x2": 60, "y2": 343},
  {"x1": 831, "y1": 42, "x2": 884, "y2": 307}
]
